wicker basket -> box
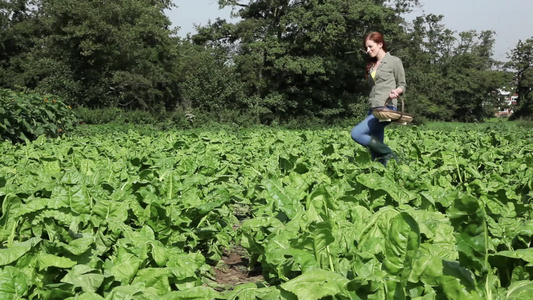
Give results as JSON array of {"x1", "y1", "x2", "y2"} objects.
[{"x1": 372, "y1": 97, "x2": 414, "y2": 123}]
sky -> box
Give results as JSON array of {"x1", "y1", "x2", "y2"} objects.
[{"x1": 166, "y1": 0, "x2": 533, "y2": 62}]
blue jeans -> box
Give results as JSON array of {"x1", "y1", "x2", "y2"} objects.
[{"x1": 351, "y1": 105, "x2": 396, "y2": 149}]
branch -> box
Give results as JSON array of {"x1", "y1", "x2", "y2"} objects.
[{"x1": 220, "y1": 0, "x2": 249, "y2": 8}]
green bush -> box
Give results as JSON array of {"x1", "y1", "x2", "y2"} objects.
[
  {"x1": 0, "y1": 88, "x2": 77, "y2": 143},
  {"x1": 74, "y1": 106, "x2": 192, "y2": 128},
  {"x1": 74, "y1": 107, "x2": 125, "y2": 125}
]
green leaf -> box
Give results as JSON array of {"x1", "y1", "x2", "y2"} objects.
[
  {"x1": 356, "y1": 207, "x2": 399, "y2": 256},
  {"x1": 439, "y1": 260, "x2": 478, "y2": 294},
  {"x1": 356, "y1": 173, "x2": 407, "y2": 204},
  {"x1": 224, "y1": 283, "x2": 282, "y2": 300},
  {"x1": 409, "y1": 256, "x2": 479, "y2": 299},
  {"x1": 74, "y1": 292, "x2": 105, "y2": 300},
  {"x1": 150, "y1": 242, "x2": 168, "y2": 267},
  {"x1": 161, "y1": 286, "x2": 221, "y2": 300},
  {"x1": 494, "y1": 248, "x2": 533, "y2": 266},
  {"x1": 506, "y1": 281, "x2": 533, "y2": 299},
  {"x1": 37, "y1": 253, "x2": 76, "y2": 270},
  {"x1": 306, "y1": 186, "x2": 337, "y2": 219},
  {"x1": 61, "y1": 264, "x2": 104, "y2": 293},
  {"x1": 79, "y1": 159, "x2": 97, "y2": 176},
  {"x1": 102, "y1": 285, "x2": 156, "y2": 299},
  {"x1": 447, "y1": 195, "x2": 488, "y2": 272},
  {"x1": 279, "y1": 152, "x2": 302, "y2": 174},
  {"x1": 410, "y1": 209, "x2": 458, "y2": 260},
  {"x1": 52, "y1": 185, "x2": 91, "y2": 214},
  {"x1": 280, "y1": 269, "x2": 352, "y2": 300},
  {"x1": 0, "y1": 266, "x2": 28, "y2": 299},
  {"x1": 383, "y1": 212, "x2": 420, "y2": 276},
  {"x1": 223, "y1": 283, "x2": 258, "y2": 299},
  {"x1": 261, "y1": 178, "x2": 304, "y2": 219},
  {"x1": 91, "y1": 199, "x2": 129, "y2": 228},
  {"x1": 0, "y1": 194, "x2": 21, "y2": 227},
  {"x1": 131, "y1": 268, "x2": 172, "y2": 294},
  {"x1": 62, "y1": 235, "x2": 95, "y2": 256},
  {"x1": 265, "y1": 248, "x2": 320, "y2": 278},
  {"x1": 110, "y1": 250, "x2": 143, "y2": 285},
  {"x1": 456, "y1": 232, "x2": 486, "y2": 271},
  {"x1": 309, "y1": 222, "x2": 335, "y2": 269},
  {"x1": 0, "y1": 237, "x2": 41, "y2": 266},
  {"x1": 167, "y1": 252, "x2": 205, "y2": 282}
]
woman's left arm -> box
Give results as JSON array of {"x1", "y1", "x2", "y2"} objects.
[{"x1": 393, "y1": 58, "x2": 406, "y2": 97}]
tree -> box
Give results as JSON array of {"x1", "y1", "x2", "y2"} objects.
[
  {"x1": 175, "y1": 40, "x2": 249, "y2": 123},
  {"x1": 506, "y1": 37, "x2": 533, "y2": 120},
  {"x1": 194, "y1": 0, "x2": 420, "y2": 123},
  {"x1": 0, "y1": 0, "x2": 43, "y2": 88},
  {"x1": 1, "y1": 0, "x2": 514, "y2": 124},
  {"x1": 446, "y1": 30, "x2": 509, "y2": 122},
  {"x1": 398, "y1": 14, "x2": 508, "y2": 122},
  {"x1": 396, "y1": 14, "x2": 456, "y2": 121},
  {"x1": 3, "y1": 0, "x2": 180, "y2": 110}
]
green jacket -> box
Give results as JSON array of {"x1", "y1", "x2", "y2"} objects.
[{"x1": 367, "y1": 52, "x2": 406, "y2": 108}]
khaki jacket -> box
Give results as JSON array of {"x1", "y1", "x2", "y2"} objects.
[{"x1": 368, "y1": 52, "x2": 406, "y2": 108}]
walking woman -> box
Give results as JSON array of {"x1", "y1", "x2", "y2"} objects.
[{"x1": 351, "y1": 32, "x2": 406, "y2": 166}]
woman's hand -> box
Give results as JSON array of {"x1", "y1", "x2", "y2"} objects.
[{"x1": 389, "y1": 88, "x2": 402, "y2": 99}]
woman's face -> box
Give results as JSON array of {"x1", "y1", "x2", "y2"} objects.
[{"x1": 365, "y1": 40, "x2": 383, "y2": 58}]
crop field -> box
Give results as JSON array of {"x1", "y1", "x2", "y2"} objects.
[{"x1": 1, "y1": 123, "x2": 532, "y2": 299}]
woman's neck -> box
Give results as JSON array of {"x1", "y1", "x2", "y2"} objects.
[{"x1": 376, "y1": 51, "x2": 386, "y2": 62}]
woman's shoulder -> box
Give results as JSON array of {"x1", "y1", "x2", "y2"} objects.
[{"x1": 384, "y1": 52, "x2": 403, "y2": 63}]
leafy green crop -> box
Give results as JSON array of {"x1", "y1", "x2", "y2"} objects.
[{"x1": 0, "y1": 124, "x2": 532, "y2": 299}]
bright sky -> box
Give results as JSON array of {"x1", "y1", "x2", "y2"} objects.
[
  {"x1": 166, "y1": 0, "x2": 533, "y2": 62},
  {"x1": 167, "y1": 0, "x2": 234, "y2": 36}
]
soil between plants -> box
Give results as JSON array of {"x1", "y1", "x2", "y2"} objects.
[{"x1": 213, "y1": 247, "x2": 264, "y2": 287}]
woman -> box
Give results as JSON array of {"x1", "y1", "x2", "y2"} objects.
[{"x1": 351, "y1": 32, "x2": 406, "y2": 166}]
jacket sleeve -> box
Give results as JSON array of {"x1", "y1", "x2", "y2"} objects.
[{"x1": 394, "y1": 58, "x2": 407, "y2": 94}]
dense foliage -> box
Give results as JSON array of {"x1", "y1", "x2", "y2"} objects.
[
  {"x1": 0, "y1": 88, "x2": 77, "y2": 143},
  {"x1": 397, "y1": 16, "x2": 511, "y2": 122},
  {"x1": 0, "y1": 0, "x2": 531, "y2": 123},
  {"x1": 0, "y1": 124, "x2": 532, "y2": 299},
  {"x1": 506, "y1": 37, "x2": 533, "y2": 120},
  {"x1": 1, "y1": 0, "x2": 179, "y2": 110}
]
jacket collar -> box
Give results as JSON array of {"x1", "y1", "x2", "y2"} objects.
[{"x1": 380, "y1": 52, "x2": 392, "y2": 64}]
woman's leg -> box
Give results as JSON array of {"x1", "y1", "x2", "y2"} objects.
[
  {"x1": 351, "y1": 111, "x2": 389, "y2": 147},
  {"x1": 351, "y1": 107, "x2": 396, "y2": 164}
]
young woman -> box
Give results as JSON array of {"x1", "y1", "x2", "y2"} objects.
[{"x1": 351, "y1": 32, "x2": 406, "y2": 166}]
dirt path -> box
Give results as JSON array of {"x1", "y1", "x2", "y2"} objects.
[{"x1": 213, "y1": 247, "x2": 264, "y2": 287}]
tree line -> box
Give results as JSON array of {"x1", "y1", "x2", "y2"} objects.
[{"x1": 1, "y1": 0, "x2": 531, "y2": 125}]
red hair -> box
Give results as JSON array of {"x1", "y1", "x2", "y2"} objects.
[{"x1": 364, "y1": 32, "x2": 387, "y2": 77}]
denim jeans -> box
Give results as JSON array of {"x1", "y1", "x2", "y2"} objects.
[{"x1": 351, "y1": 105, "x2": 396, "y2": 148}]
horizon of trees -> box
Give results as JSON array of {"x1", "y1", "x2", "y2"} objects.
[{"x1": 1, "y1": 0, "x2": 531, "y2": 124}]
